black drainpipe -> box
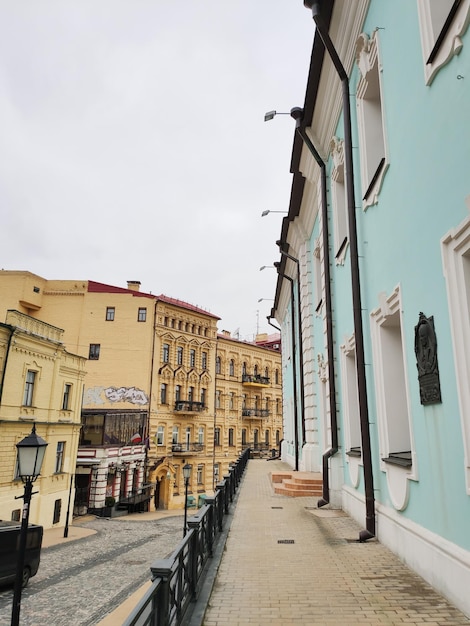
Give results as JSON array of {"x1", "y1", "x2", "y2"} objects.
[
  {"x1": 274, "y1": 264, "x2": 300, "y2": 471},
  {"x1": 289, "y1": 107, "x2": 338, "y2": 508},
  {"x1": 276, "y1": 245, "x2": 306, "y2": 446},
  {"x1": 0, "y1": 324, "x2": 15, "y2": 405},
  {"x1": 305, "y1": 0, "x2": 375, "y2": 541}
]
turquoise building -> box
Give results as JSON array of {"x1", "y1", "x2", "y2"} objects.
[{"x1": 272, "y1": 0, "x2": 470, "y2": 616}]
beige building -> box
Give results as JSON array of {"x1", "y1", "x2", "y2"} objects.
[
  {"x1": 0, "y1": 271, "x2": 282, "y2": 514},
  {"x1": 0, "y1": 309, "x2": 86, "y2": 529}
]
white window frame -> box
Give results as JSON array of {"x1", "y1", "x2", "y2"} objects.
[
  {"x1": 313, "y1": 238, "x2": 323, "y2": 310},
  {"x1": 370, "y1": 286, "x2": 416, "y2": 510},
  {"x1": 417, "y1": 0, "x2": 470, "y2": 85},
  {"x1": 23, "y1": 370, "x2": 36, "y2": 406},
  {"x1": 330, "y1": 137, "x2": 349, "y2": 264},
  {"x1": 62, "y1": 383, "x2": 72, "y2": 411},
  {"x1": 55, "y1": 441, "x2": 65, "y2": 473},
  {"x1": 355, "y1": 31, "x2": 389, "y2": 209},
  {"x1": 198, "y1": 427, "x2": 204, "y2": 445},
  {"x1": 156, "y1": 425, "x2": 164, "y2": 446},
  {"x1": 442, "y1": 214, "x2": 470, "y2": 493},
  {"x1": 340, "y1": 335, "x2": 362, "y2": 488}
]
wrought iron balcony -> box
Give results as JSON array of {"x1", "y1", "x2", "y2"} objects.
[
  {"x1": 172, "y1": 442, "x2": 204, "y2": 455},
  {"x1": 242, "y1": 374, "x2": 270, "y2": 386},
  {"x1": 242, "y1": 408, "x2": 269, "y2": 418},
  {"x1": 174, "y1": 400, "x2": 205, "y2": 414}
]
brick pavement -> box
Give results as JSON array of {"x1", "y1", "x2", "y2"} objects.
[{"x1": 203, "y1": 459, "x2": 470, "y2": 626}]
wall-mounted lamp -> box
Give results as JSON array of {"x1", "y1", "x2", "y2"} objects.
[
  {"x1": 261, "y1": 210, "x2": 288, "y2": 217},
  {"x1": 260, "y1": 265, "x2": 275, "y2": 271},
  {"x1": 258, "y1": 298, "x2": 274, "y2": 303},
  {"x1": 264, "y1": 110, "x2": 290, "y2": 122}
]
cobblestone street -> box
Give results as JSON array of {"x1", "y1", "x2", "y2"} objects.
[{"x1": 0, "y1": 515, "x2": 183, "y2": 626}]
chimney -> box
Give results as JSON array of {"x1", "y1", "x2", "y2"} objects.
[
  {"x1": 221, "y1": 330, "x2": 231, "y2": 337},
  {"x1": 127, "y1": 281, "x2": 141, "y2": 292}
]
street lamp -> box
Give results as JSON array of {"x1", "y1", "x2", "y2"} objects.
[
  {"x1": 263, "y1": 110, "x2": 290, "y2": 122},
  {"x1": 258, "y1": 298, "x2": 274, "y2": 303},
  {"x1": 261, "y1": 210, "x2": 288, "y2": 217},
  {"x1": 182, "y1": 463, "x2": 192, "y2": 537},
  {"x1": 11, "y1": 425, "x2": 48, "y2": 626}
]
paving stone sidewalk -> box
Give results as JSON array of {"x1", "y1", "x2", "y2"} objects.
[
  {"x1": 203, "y1": 459, "x2": 470, "y2": 626},
  {"x1": 0, "y1": 513, "x2": 184, "y2": 626}
]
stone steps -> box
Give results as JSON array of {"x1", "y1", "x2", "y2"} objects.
[{"x1": 271, "y1": 471, "x2": 323, "y2": 497}]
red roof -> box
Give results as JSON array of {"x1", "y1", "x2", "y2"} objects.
[
  {"x1": 87, "y1": 281, "x2": 154, "y2": 298},
  {"x1": 156, "y1": 294, "x2": 220, "y2": 320}
]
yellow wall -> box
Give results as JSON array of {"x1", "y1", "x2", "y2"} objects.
[
  {"x1": 0, "y1": 271, "x2": 282, "y2": 511},
  {"x1": 0, "y1": 311, "x2": 86, "y2": 529}
]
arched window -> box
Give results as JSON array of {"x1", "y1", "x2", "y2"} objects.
[{"x1": 229, "y1": 359, "x2": 235, "y2": 376}]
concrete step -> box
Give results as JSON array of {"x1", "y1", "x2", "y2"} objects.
[{"x1": 271, "y1": 471, "x2": 323, "y2": 498}]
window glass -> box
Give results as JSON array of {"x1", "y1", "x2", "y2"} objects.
[
  {"x1": 89, "y1": 344, "x2": 100, "y2": 360},
  {"x1": 62, "y1": 384, "x2": 72, "y2": 410},
  {"x1": 23, "y1": 370, "x2": 36, "y2": 406},
  {"x1": 138, "y1": 307, "x2": 147, "y2": 322},
  {"x1": 106, "y1": 307, "x2": 115, "y2": 321}
]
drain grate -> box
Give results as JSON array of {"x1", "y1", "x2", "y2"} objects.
[{"x1": 277, "y1": 539, "x2": 295, "y2": 544}]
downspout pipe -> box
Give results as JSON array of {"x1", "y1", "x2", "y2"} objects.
[
  {"x1": 289, "y1": 107, "x2": 338, "y2": 508},
  {"x1": 267, "y1": 315, "x2": 281, "y2": 333},
  {"x1": 274, "y1": 264, "x2": 300, "y2": 471},
  {"x1": 304, "y1": 0, "x2": 375, "y2": 541},
  {"x1": 276, "y1": 244, "x2": 306, "y2": 446}
]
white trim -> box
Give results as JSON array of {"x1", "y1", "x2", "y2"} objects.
[
  {"x1": 417, "y1": 0, "x2": 470, "y2": 85},
  {"x1": 441, "y1": 214, "x2": 470, "y2": 494},
  {"x1": 340, "y1": 334, "x2": 361, "y2": 488},
  {"x1": 355, "y1": 31, "x2": 389, "y2": 209},
  {"x1": 370, "y1": 286, "x2": 417, "y2": 510}
]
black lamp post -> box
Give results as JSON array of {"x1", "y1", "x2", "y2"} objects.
[
  {"x1": 182, "y1": 463, "x2": 192, "y2": 537},
  {"x1": 11, "y1": 424, "x2": 48, "y2": 626}
]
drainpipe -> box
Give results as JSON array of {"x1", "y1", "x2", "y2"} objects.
[
  {"x1": 304, "y1": 0, "x2": 375, "y2": 540},
  {"x1": 0, "y1": 324, "x2": 15, "y2": 405},
  {"x1": 274, "y1": 263, "x2": 300, "y2": 471},
  {"x1": 267, "y1": 315, "x2": 281, "y2": 333},
  {"x1": 276, "y1": 245, "x2": 306, "y2": 446},
  {"x1": 288, "y1": 107, "x2": 338, "y2": 507}
]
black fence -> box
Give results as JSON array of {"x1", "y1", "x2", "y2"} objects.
[{"x1": 123, "y1": 448, "x2": 250, "y2": 626}]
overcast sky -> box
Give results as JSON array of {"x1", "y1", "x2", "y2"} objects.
[{"x1": 0, "y1": 2, "x2": 314, "y2": 341}]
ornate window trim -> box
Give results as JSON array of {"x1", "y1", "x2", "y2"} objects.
[
  {"x1": 441, "y1": 214, "x2": 470, "y2": 494},
  {"x1": 417, "y1": 0, "x2": 470, "y2": 85},
  {"x1": 330, "y1": 137, "x2": 349, "y2": 264},
  {"x1": 370, "y1": 286, "x2": 416, "y2": 510},
  {"x1": 355, "y1": 31, "x2": 389, "y2": 210}
]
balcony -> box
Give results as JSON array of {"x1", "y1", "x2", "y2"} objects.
[
  {"x1": 242, "y1": 374, "x2": 270, "y2": 387},
  {"x1": 174, "y1": 400, "x2": 205, "y2": 415},
  {"x1": 172, "y1": 442, "x2": 204, "y2": 456},
  {"x1": 242, "y1": 408, "x2": 269, "y2": 419}
]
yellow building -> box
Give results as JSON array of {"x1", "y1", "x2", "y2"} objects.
[
  {"x1": 0, "y1": 310, "x2": 86, "y2": 529},
  {"x1": 0, "y1": 271, "x2": 282, "y2": 514},
  {"x1": 215, "y1": 332, "x2": 283, "y2": 464}
]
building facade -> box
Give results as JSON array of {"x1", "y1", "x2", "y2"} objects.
[
  {"x1": 0, "y1": 309, "x2": 86, "y2": 529},
  {"x1": 0, "y1": 271, "x2": 283, "y2": 515},
  {"x1": 272, "y1": 0, "x2": 470, "y2": 617}
]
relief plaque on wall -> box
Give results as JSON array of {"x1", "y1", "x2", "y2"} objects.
[{"x1": 414, "y1": 312, "x2": 442, "y2": 405}]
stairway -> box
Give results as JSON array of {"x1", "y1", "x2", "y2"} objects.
[{"x1": 271, "y1": 471, "x2": 323, "y2": 497}]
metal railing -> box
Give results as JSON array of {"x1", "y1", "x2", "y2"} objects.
[
  {"x1": 123, "y1": 448, "x2": 250, "y2": 626},
  {"x1": 241, "y1": 374, "x2": 270, "y2": 385},
  {"x1": 241, "y1": 408, "x2": 269, "y2": 418},
  {"x1": 174, "y1": 401, "x2": 205, "y2": 413},
  {"x1": 171, "y1": 443, "x2": 204, "y2": 454}
]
